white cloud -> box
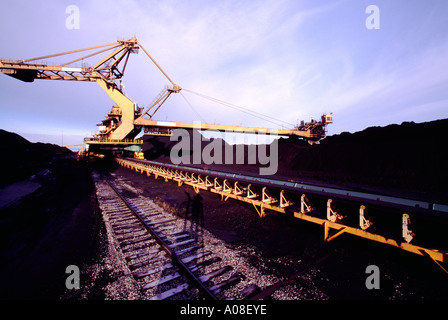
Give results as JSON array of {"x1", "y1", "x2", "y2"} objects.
[
  {"x1": 1, "y1": 0, "x2": 447, "y2": 141},
  {"x1": 86, "y1": 0, "x2": 448, "y2": 133}
]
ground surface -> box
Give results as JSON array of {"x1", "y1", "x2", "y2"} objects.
[
  {"x1": 0, "y1": 157, "x2": 103, "y2": 299},
  {"x1": 109, "y1": 164, "x2": 448, "y2": 300},
  {"x1": 1, "y1": 124, "x2": 447, "y2": 300},
  {"x1": 142, "y1": 119, "x2": 448, "y2": 203}
]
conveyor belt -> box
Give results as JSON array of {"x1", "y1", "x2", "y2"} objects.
[
  {"x1": 116, "y1": 157, "x2": 448, "y2": 271},
  {"x1": 131, "y1": 158, "x2": 448, "y2": 215}
]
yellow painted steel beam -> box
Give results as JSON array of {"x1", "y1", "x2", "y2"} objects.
[
  {"x1": 94, "y1": 78, "x2": 137, "y2": 140},
  {"x1": 85, "y1": 138, "x2": 143, "y2": 144},
  {"x1": 134, "y1": 117, "x2": 316, "y2": 139}
]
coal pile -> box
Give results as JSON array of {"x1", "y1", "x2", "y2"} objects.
[
  {"x1": 141, "y1": 119, "x2": 448, "y2": 202},
  {"x1": 0, "y1": 130, "x2": 103, "y2": 299},
  {"x1": 0, "y1": 129, "x2": 73, "y2": 187},
  {"x1": 278, "y1": 119, "x2": 448, "y2": 199}
]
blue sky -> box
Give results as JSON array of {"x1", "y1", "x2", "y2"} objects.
[{"x1": 1, "y1": 0, "x2": 447, "y2": 146}]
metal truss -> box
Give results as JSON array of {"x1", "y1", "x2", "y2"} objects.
[{"x1": 116, "y1": 157, "x2": 448, "y2": 271}]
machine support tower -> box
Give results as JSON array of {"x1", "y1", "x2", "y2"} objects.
[{"x1": 0, "y1": 37, "x2": 332, "y2": 146}]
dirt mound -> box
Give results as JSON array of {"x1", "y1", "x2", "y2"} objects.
[{"x1": 0, "y1": 129, "x2": 73, "y2": 187}]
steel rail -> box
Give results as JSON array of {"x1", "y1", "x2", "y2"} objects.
[{"x1": 104, "y1": 179, "x2": 219, "y2": 300}]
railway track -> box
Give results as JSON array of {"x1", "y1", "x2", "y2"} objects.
[{"x1": 93, "y1": 173, "x2": 281, "y2": 300}]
